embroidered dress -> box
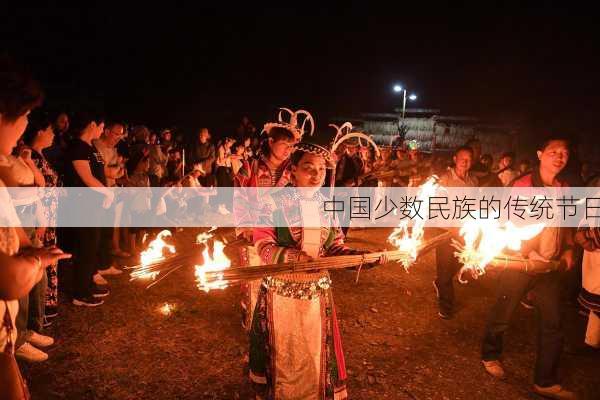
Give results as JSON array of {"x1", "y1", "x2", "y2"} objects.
[{"x1": 249, "y1": 188, "x2": 362, "y2": 400}]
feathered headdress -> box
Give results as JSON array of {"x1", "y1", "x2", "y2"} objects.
[
  {"x1": 329, "y1": 122, "x2": 380, "y2": 158},
  {"x1": 262, "y1": 107, "x2": 315, "y2": 142}
]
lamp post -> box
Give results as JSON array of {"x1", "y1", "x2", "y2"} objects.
[
  {"x1": 393, "y1": 84, "x2": 418, "y2": 145},
  {"x1": 393, "y1": 84, "x2": 417, "y2": 118}
]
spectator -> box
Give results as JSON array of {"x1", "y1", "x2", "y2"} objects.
[
  {"x1": 190, "y1": 127, "x2": 215, "y2": 178},
  {"x1": 94, "y1": 122, "x2": 126, "y2": 188},
  {"x1": 148, "y1": 131, "x2": 168, "y2": 187},
  {"x1": 574, "y1": 225, "x2": 600, "y2": 351},
  {"x1": 215, "y1": 137, "x2": 235, "y2": 215},
  {"x1": 0, "y1": 128, "x2": 52, "y2": 363},
  {"x1": 434, "y1": 145, "x2": 479, "y2": 319},
  {"x1": 125, "y1": 151, "x2": 152, "y2": 254},
  {"x1": 476, "y1": 154, "x2": 503, "y2": 187},
  {"x1": 480, "y1": 153, "x2": 493, "y2": 172},
  {"x1": 242, "y1": 135, "x2": 253, "y2": 159},
  {"x1": 42, "y1": 112, "x2": 70, "y2": 176},
  {"x1": 496, "y1": 151, "x2": 519, "y2": 187},
  {"x1": 93, "y1": 122, "x2": 129, "y2": 263},
  {"x1": 166, "y1": 148, "x2": 183, "y2": 182},
  {"x1": 518, "y1": 159, "x2": 531, "y2": 175},
  {"x1": 160, "y1": 129, "x2": 174, "y2": 154},
  {"x1": 129, "y1": 125, "x2": 150, "y2": 159},
  {"x1": 335, "y1": 142, "x2": 362, "y2": 187},
  {"x1": 466, "y1": 138, "x2": 486, "y2": 176},
  {"x1": 0, "y1": 55, "x2": 70, "y2": 368},
  {"x1": 62, "y1": 112, "x2": 113, "y2": 307},
  {"x1": 22, "y1": 114, "x2": 62, "y2": 322},
  {"x1": 231, "y1": 140, "x2": 246, "y2": 176}
]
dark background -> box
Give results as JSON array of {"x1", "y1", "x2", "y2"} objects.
[{"x1": 2, "y1": 5, "x2": 598, "y2": 140}]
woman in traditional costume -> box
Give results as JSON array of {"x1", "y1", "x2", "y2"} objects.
[
  {"x1": 235, "y1": 108, "x2": 312, "y2": 331},
  {"x1": 249, "y1": 142, "x2": 386, "y2": 400}
]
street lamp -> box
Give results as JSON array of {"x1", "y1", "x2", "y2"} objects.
[
  {"x1": 392, "y1": 84, "x2": 419, "y2": 146},
  {"x1": 392, "y1": 84, "x2": 418, "y2": 118}
]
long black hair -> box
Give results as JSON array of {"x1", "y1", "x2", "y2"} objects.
[
  {"x1": 0, "y1": 54, "x2": 44, "y2": 121},
  {"x1": 22, "y1": 111, "x2": 53, "y2": 145}
]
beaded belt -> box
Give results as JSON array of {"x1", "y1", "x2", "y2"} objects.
[{"x1": 263, "y1": 275, "x2": 332, "y2": 300}]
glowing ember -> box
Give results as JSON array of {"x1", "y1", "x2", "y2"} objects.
[
  {"x1": 195, "y1": 240, "x2": 231, "y2": 292},
  {"x1": 387, "y1": 176, "x2": 440, "y2": 269},
  {"x1": 454, "y1": 219, "x2": 545, "y2": 282},
  {"x1": 196, "y1": 226, "x2": 217, "y2": 244},
  {"x1": 131, "y1": 230, "x2": 176, "y2": 281},
  {"x1": 159, "y1": 303, "x2": 175, "y2": 316}
]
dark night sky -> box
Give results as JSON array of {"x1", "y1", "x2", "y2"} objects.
[{"x1": 2, "y1": 5, "x2": 598, "y2": 137}]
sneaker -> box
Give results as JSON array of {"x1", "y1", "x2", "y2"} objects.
[
  {"x1": 98, "y1": 265, "x2": 124, "y2": 276},
  {"x1": 520, "y1": 299, "x2": 535, "y2": 310},
  {"x1": 92, "y1": 286, "x2": 110, "y2": 298},
  {"x1": 93, "y1": 273, "x2": 109, "y2": 286},
  {"x1": 521, "y1": 292, "x2": 535, "y2": 309},
  {"x1": 15, "y1": 342, "x2": 48, "y2": 362},
  {"x1": 438, "y1": 309, "x2": 453, "y2": 320},
  {"x1": 45, "y1": 306, "x2": 58, "y2": 318},
  {"x1": 72, "y1": 296, "x2": 104, "y2": 307},
  {"x1": 482, "y1": 360, "x2": 505, "y2": 379},
  {"x1": 532, "y1": 384, "x2": 578, "y2": 400},
  {"x1": 28, "y1": 331, "x2": 54, "y2": 348}
]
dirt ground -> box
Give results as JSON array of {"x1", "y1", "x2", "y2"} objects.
[{"x1": 22, "y1": 228, "x2": 600, "y2": 400}]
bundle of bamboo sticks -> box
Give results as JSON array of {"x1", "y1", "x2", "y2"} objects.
[
  {"x1": 127, "y1": 227, "x2": 243, "y2": 288},
  {"x1": 128, "y1": 251, "x2": 199, "y2": 289},
  {"x1": 486, "y1": 254, "x2": 562, "y2": 273},
  {"x1": 453, "y1": 245, "x2": 563, "y2": 284},
  {"x1": 197, "y1": 231, "x2": 451, "y2": 289}
]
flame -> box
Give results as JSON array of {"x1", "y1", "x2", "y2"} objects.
[
  {"x1": 387, "y1": 176, "x2": 440, "y2": 269},
  {"x1": 131, "y1": 230, "x2": 176, "y2": 280},
  {"x1": 456, "y1": 219, "x2": 545, "y2": 282},
  {"x1": 196, "y1": 226, "x2": 218, "y2": 244},
  {"x1": 159, "y1": 303, "x2": 175, "y2": 316},
  {"x1": 195, "y1": 240, "x2": 231, "y2": 292}
]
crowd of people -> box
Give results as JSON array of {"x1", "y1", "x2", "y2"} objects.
[{"x1": 1, "y1": 55, "x2": 598, "y2": 400}]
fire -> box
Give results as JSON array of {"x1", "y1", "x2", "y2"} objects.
[
  {"x1": 195, "y1": 240, "x2": 231, "y2": 292},
  {"x1": 454, "y1": 219, "x2": 545, "y2": 282},
  {"x1": 387, "y1": 176, "x2": 440, "y2": 269},
  {"x1": 131, "y1": 230, "x2": 176, "y2": 281},
  {"x1": 196, "y1": 226, "x2": 217, "y2": 244},
  {"x1": 159, "y1": 303, "x2": 175, "y2": 316}
]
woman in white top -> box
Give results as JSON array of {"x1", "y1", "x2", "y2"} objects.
[{"x1": 0, "y1": 56, "x2": 70, "y2": 362}]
